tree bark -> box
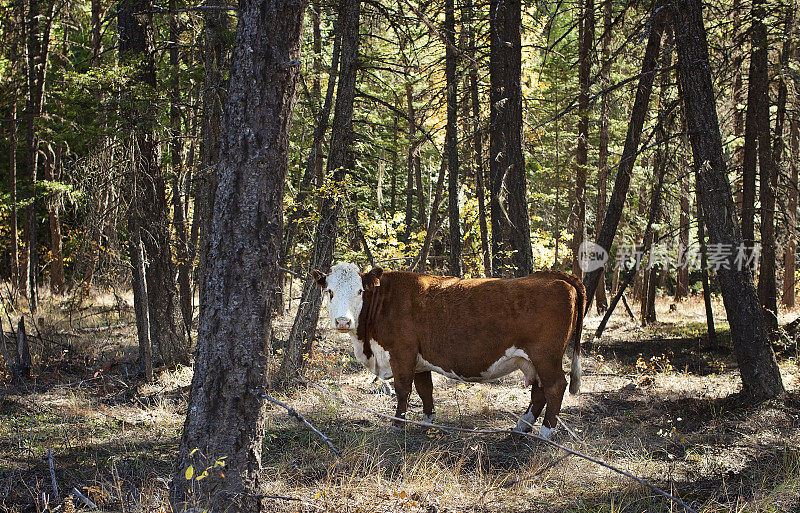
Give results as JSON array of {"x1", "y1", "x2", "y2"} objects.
[
  {"x1": 277, "y1": 0, "x2": 360, "y2": 385},
  {"x1": 672, "y1": 0, "x2": 784, "y2": 402},
  {"x1": 582, "y1": 4, "x2": 664, "y2": 309},
  {"x1": 195, "y1": 0, "x2": 232, "y2": 304},
  {"x1": 573, "y1": 0, "x2": 593, "y2": 278},
  {"x1": 489, "y1": 0, "x2": 532, "y2": 277},
  {"x1": 129, "y1": 228, "x2": 153, "y2": 381},
  {"x1": 445, "y1": 0, "x2": 462, "y2": 277},
  {"x1": 171, "y1": 1, "x2": 306, "y2": 510}
]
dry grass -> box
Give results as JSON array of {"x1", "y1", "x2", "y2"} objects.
[{"x1": 1, "y1": 291, "x2": 799, "y2": 512}]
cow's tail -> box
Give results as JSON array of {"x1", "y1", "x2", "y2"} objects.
[{"x1": 567, "y1": 275, "x2": 586, "y2": 395}]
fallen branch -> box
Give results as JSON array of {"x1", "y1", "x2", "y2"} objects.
[
  {"x1": 70, "y1": 487, "x2": 98, "y2": 509},
  {"x1": 47, "y1": 449, "x2": 59, "y2": 502},
  {"x1": 250, "y1": 389, "x2": 341, "y2": 457},
  {"x1": 302, "y1": 378, "x2": 698, "y2": 513}
]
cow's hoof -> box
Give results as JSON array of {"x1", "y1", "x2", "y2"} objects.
[
  {"x1": 422, "y1": 413, "x2": 436, "y2": 424},
  {"x1": 390, "y1": 422, "x2": 405, "y2": 431},
  {"x1": 539, "y1": 424, "x2": 555, "y2": 439},
  {"x1": 513, "y1": 412, "x2": 535, "y2": 433}
]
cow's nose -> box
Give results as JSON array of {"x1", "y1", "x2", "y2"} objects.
[{"x1": 335, "y1": 317, "x2": 352, "y2": 329}]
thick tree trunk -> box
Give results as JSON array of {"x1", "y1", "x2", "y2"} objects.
[
  {"x1": 673, "y1": 0, "x2": 784, "y2": 402},
  {"x1": 583, "y1": 4, "x2": 664, "y2": 308},
  {"x1": 195, "y1": 0, "x2": 231, "y2": 303},
  {"x1": 731, "y1": 0, "x2": 745, "y2": 212},
  {"x1": 171, "y1": 1, "x2": 306, "y2": 510},
  {"x1": 445, "y1": 0, "x2": 462, "y2": 277},
  {"x1": 573, "y1": 0, "x2": 593, "y2": 278},
  {"x1": 277, "y1": 0, "x2": 360, "y2": 385},
  {"x1": 489, "y1": 0, "x2": 532, "y2": 277},
  {"x1": 119, "y1": 0, "x2": 188, "y2": 366}
]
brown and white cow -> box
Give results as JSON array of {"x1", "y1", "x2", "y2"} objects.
[{"x1": 312, "y1": 262, "x2": 585, "y2": 438}]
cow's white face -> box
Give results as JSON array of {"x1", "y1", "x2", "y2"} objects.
[
  {"x1": 315, "y1": 262, "x2": 364, "y2": 332},
  {"x1": 314, "y1": 263, "x2": 383, "y2": 333}
]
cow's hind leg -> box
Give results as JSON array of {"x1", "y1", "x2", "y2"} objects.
[
  {"x1": 414, "y1": 371, "x2": 435, "y2": 422},
  {"x1": 539, "y1": 361, "x2": 568, "y2": 439},
  {"x1": 514, "y1": 383, "x2": 546, "y2": 433}
]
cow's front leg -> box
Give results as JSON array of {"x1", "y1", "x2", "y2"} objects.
[
  {"x1": 414, "y1": 371, "x2": 435, "y2": 422},
  {"x1": 389, "y1": 353, "x2": 416, "y2": 429}
]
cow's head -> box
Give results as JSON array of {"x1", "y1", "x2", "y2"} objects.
[{"x1": 312, "y1": 262, "x2": 383, "y2": 332}]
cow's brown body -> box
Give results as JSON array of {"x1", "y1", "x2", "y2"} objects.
[{"x1": 352, "y1": 268, "x2": 585, "y2": 433}]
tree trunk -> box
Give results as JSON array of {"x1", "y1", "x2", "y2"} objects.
[
  {"x1": 169, "y1": 0, "x2": 192, "y2": 334},
  {"x1": 417, "y1": 161, "x2": 447, "y2": 273},
  {"x1": 697, "y1": 199, "x2": 717, "y2": 347},
  {"x1": 594, "y1": 0, "x2": 612, "y2": 312},
  {"x1": 195, "y1": 0, "x2": 232, "y2": 303},
  {"x1": 445, "y1": 0, "x2": 462, "y2": 277},
  {"x1": 129, "y1": 227, "x2": 153, "y2": 381},
  {"x1": 44, "y1": 145, "x2": 65, "y2": 295},
  {"x1": 731, "y1": 0, "x2": 745, "y2": 213},
  {"x1": 582, "y1": 4, "x2": 664, "y2": 308},
  {"x1": 465, "y1": 0, "x2": 490, "y2": 277},
  {"x1": 489, "y1": 0, "x2": 532, "y2": 277},
  {"x1": 573, "y1": 0, "x2": 593, "y2": 278},
  {"x1": 676, "y1": 163, "x2": 690, "y2": 300},
  {"x1": 24, "y1": 0, "x2": 56, "y2": 311},
  {"x1": 171, "y1": 1, "x2": 306, "y2": 510},
  {"x1": 672, "y1": 0, "x2": 784, "y2": 402},
  {"x1": 740, "y1": 0, "x2": 768, "y2": 249},
  {"x1": 277, "y1": 0, "x2": 360, "y2": 385},
  {"x1": 755, "y1": 0, "x2": 779, "y2": 332},
  {"x1": 10, "y1": 101, "x2": 20, "y2": 294},
  {"x1": 119, "y1": 0, "x2": 188, "y2": 367},
  {"x1": 785, "y1": 117, "x2": 799, "y2": 308}
]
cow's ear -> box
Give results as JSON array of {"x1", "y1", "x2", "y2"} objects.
[
  {"x1": 311, "y1": 269, "x2": 327, "y2": 287},
  {"x1": 362, "y1": 266, "x2": 383, "y2": 290}
]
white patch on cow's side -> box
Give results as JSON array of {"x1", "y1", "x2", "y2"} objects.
[
  {"x1": 540, "y1": 424, "x2": 555, "y2": 439},
  {"x1": 481, "y1": 346, "x2": 537, "y2": 383},
  {"x1": 415, "y1": 354, "x2": 467, "y2": 381},
  {"x1": 415, "y1": 346, "x2": 538, "y2": 384},
  {"x1": 351, "y1": 333, "x2": 393, "y2": 379}
]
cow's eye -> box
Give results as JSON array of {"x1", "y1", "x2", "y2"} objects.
[
  {"x1": 357, "y1": 289, "x2": 363, "y2": 296},
  {"x1": 328, "y1": 290, "x2": 334, "y2": 300}
]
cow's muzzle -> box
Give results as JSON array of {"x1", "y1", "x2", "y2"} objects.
[{"x1": 334, "y1": 316, "x2": 353, "y2": 330}]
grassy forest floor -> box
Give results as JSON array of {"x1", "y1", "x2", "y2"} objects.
[{"x1": 1, "y1": 290, "x2": 799, "y2": 512}]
